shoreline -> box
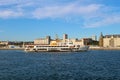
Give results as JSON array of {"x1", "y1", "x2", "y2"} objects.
[
  {"x1": 0, "y1": 48, "x2": 24, "y2": 50},
  {"x1": 0, "y1": 47, "x2": 120, "y2": 50},
  {"x1": 89, "y1": 47, "x2": 120, "y2": 50}
]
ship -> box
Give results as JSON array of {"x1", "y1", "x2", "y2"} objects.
[{"x1": 24, "y1": 41, "x2": 89, "y2": 52}]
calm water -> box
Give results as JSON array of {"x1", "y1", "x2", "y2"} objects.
[{"x1": 0, "y1": 50, "x2": 120, "y2": 80}]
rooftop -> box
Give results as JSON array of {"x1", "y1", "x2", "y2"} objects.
[{"x1": 104, "y1": 34, "x2": 120, "y2": 38}]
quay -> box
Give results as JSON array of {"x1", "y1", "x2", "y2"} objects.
[
  {"x1": 0, "y1": 47, "x2": 120, "y2": 51},
  {"x1": 90, "y1": 46, "x2": 120, "y2": 50},
  {"x1": 0, "y1": 48, "x2": 24, "y2": 50}
]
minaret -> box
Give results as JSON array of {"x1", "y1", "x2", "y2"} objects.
[{"x1": 99, "y1": 32, "x2": 103, "y2": 47}]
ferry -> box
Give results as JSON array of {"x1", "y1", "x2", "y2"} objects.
[{"x1": 24, "y1": 42, "x2": 89, "y2": 52}]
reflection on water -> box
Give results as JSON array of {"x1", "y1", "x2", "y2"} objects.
[{"x1": 0, "y1": 50, "x2": 120, "y2": 80}]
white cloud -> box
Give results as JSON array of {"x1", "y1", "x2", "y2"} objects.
[
  {"x1": 0, "y1": 0, "x2": 120, "y2": 28},
  {"x1": 32, "y1": 4, "x2": 102, "y2": 19},
  {"x1": 0, "y1": 0, "x2": 36, "y2": 6},
  {"x1": 0, "y1": 10, "x2": 23, "y2": 18},
  {"x1": 84, "y1": 14, "x2": 120, "y2": 28},
  {"x1": 0, "y1": 0, "x2": 17, "y2": 5},
  {"x1": 0, "y1": 0, "x2": 57, "y2": 7}
]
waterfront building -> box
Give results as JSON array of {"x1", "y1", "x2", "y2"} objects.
[
  {"x1": 82, "y1": 38, "x2": 93, "y2": 45},
  {"x1": 63, "y1": 34, "x2": 68, "y2": 40},
  {"x1": 91, "y1": 35, "x2": 97, "y2": 41},
  {"x1": 34, "y1": 36, "x2": 51, "y2": 45},
  {"x1": 33, "y1": 34, "x2": 91, "y2": 46},
  {"x1": 99, "y1": 33, "x2": 120, "y2": 47},
  {"x1": 0, "y1": 41, "x2": 9, "y2": 48},
  {"x1": 62, "y1": 34, "x2": 68, "y2": 42},
  {"x1": 0, "y1": 41, "x2": 8, "y2": 45},
  {"x1": 99, "y1": 33, "x2": 103, "y2": 47},
  {"x1": 103, "y1": 35, "x2": 120, "y2": 47}
]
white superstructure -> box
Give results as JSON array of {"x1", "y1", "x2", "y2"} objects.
[{"x1": 24, "y1": 41, "x2": 89, "y2": 52}]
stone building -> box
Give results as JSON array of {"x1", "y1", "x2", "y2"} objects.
[
  {"x1": 99, "y1": 33, "x2": 103, "y2": 47},
  {"x1": 34, "y1": 34, "x2": 92, "y2": 46},
  {"x1": 62, "y1": 34, "x2": 68, "y2": 42},
  {"x1": 103, "y1": 35, "x2": 120, "y2": 47},
  {"x1": 34, "y1": 36, "x2": 51, "y2": 45},
  {"x1": 99, "y1": 33, "x2": 120, "y2": 47},
  {"x1": 0, "y1": 41, "x2": 9, "y2": 48}
]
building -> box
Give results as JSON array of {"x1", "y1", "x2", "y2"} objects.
[
  {"x1": 63, "y1": 34, "x2": 68, "y2": 40},
  {"x1": 103, "y1": 35, "x2": 120, "y2": 47},
  {"x1": 0, "y1": 41, "x2": 8, "y2": 45},
  {"x1": 82, "y1": 38, "x2": 93, "y2": 45},
  {"x1": 0, "y1": 41, "x2": 9, "y2": 48},
  {"x1": 34, "y1": 34, "x2": 92, "y2": 46},
  {"x1": 70, "y1": 38, "x2": 83, "y2": 46},
  {"x1": 99, "y1": 33, "x2": 103, "y2": 47},
  {"x1": 91, "y1": 35, "x2": 97, "y2": 41},
  {"x1": 34, "y1": 36, "x2": 51, "y2": 45},
  {"x1": 63, "y1": 34, "x2": 68, "y2": 42},
  {"x1": 99, "y1": 33, "x2": 120, "y2": 47}
]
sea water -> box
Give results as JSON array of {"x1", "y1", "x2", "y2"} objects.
[{"x1": 0, "y1": 50, "x2": 120, "y2": 80}]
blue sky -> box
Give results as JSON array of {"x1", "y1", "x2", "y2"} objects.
[{"x1": 0, "y1": 0, "x2": 120, "y2": 41}]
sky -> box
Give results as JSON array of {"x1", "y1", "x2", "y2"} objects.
[{"x1": 0, "y1": 0, "x2": 120, "y2": 41}]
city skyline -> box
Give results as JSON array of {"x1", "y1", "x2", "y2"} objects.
[{"x1": 0, "y1": 0, "x2": 120, "y2": 41}]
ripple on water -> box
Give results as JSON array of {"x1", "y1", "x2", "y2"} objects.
[{"x1": 0, "y1": 50, "x2": 120, "y2": 80}]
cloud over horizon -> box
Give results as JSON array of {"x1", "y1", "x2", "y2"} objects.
[
  {"x1": 33, "y1": 4, "x2": 101, "y2": 19},
  {"x1": 0, "y1": 9, "x2": 23, "y2": 18},
  {"x1": 0, "y1": 0, "x2": 120, "y2": 28}
]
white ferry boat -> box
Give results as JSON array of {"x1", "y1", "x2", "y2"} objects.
[{"x1": 24, "y1": 42, "x2": 89, "y2": 52}]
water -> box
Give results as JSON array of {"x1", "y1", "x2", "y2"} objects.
[{"x1": 0, "y1": 50, "x2": 120, "y2": 80}]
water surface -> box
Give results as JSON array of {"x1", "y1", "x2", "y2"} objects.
[{"x1": 0, "y1": 50, "x2": 120, "y2": 80}]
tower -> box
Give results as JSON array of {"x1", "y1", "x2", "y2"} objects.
[
  {"x1": 63, "y1": 34, "x2": 68, "y2": 40},
  {"x1": 46, "y1": 36, "x2": 51, "y2": 44},
  {"x1": 99, "y1": 32, "x2": 103, "y2": 47}
]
